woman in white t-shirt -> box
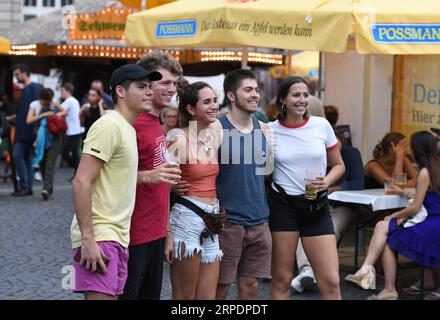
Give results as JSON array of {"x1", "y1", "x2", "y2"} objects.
[{"x1": 268, "y1": 76, "x2": 345, "y2": 300}]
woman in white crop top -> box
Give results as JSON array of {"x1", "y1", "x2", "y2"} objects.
[{"x1": 268, "y1": 76, "x2": 345, "y2": 300}]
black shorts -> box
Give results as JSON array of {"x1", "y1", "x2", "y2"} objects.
[
  {"x1": 120, "y1": 238, "x2": 165, "y2": 300},
  {"x1": 268, "y1": 187, "x2": 335, "y2": 237}
]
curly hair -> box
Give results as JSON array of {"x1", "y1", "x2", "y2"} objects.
[{"x1": 137, "y1": 50, "x2": 183, "y2": 77}]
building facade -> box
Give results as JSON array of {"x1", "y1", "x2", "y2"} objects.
[{"x1": 0, "y1": 0, "x2": 74, "y2": 33}]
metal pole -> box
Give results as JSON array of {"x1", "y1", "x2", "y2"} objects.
[
  {"x1": 318, "y1": 52, "x2": 325, "y2": 101},
  {"x1": 241, "y1": 47, "x2": 248, "y2": 69},
  {"x1": 286, "y1": 50, "x2": 292, "y2": 76}
]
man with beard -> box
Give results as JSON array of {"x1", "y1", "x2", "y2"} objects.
[
  {"x1": 9, "y1": 64, "x2": 42, "y2": 196},
  {"x1": 121, "y1": 51, "x2": 183, "y2": 300},
  {"x1": 215, "y1": 69, "x2": 272, "y2": 299}
]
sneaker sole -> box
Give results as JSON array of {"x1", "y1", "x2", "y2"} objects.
[{"x1": 300, "y1": 276, "x2": 315, "y2": 290}]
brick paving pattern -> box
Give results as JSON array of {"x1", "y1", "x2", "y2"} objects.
[{"x1": 0, "y1": 167, "x2": 423, "y2": 300}]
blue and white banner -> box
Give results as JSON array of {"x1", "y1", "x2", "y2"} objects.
[
  {"x1": 156, "y1": 20, "x2": 197, "y2": 38},
  {"x1": 371, "y1": 24, "x2": 440, "y2": 44}
]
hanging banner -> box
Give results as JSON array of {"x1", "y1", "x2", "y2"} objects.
[
  {"x1": 392, "y1": 55, "x2": 440, "y2": 137},
  {"x1": 125, "y1": 0, "x2": 352, "y2": 52}
]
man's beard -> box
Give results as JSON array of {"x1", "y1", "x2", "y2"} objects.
[{"x1": 234, "y1": 95, "x2": 258, "y2": 115}]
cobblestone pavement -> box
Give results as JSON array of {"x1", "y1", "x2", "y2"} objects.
[{"x1": 0, "y1": 166, "x2": 423, "y2": 300}]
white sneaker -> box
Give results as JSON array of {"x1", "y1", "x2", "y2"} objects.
[
  {"x1": 34, "y1": 171, "x2": 42, "y2": 182},
  {"x1": 291, "y1": 268, "x2": 316, "y2": 293}
]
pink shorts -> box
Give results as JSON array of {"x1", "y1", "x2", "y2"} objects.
[{"x1": 72, "y1": 241, "x2": 129, "y2": 296}]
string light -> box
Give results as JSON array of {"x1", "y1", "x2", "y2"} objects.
[
  {"x1": 9, "y1": 44, "x2": 37, "y2": 56},
  {"x1": 199, "y1": 50, "x2": 282, "y2": 64},
  {"x1": 51, "y1": 44, "x2": 183, "y2": 60}
]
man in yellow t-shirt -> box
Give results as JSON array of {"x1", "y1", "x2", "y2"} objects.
[{"x1": 70, "y1": 64, "x2": 162, "y2": 300}]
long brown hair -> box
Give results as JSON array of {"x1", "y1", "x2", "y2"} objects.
[
  {"x1": 411, "y1": 131, "x2": 440, "y2": 194},
  {"x1": 373, "y1": 132, "x2": 405, "y2": 160},
  {"x1": 177, "y1": 81, "x2": 213, "y2": 128}
]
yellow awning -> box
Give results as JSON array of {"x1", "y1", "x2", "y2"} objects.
[
  {"x1": 125, "y1": 0, "x2": 353, "y2": 53},
  {"x1": 353, "y1": 0, "x2": 440, "y2": 54},
  {"x1": 0, "y1": 36, "x2": 10, "y2": 55},
  {"x1": 290, "y1": 51, "x2": 320, "y2": 79}
]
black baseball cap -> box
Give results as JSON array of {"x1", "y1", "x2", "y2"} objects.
[
  {"x1": 430, "y1": 128, "x2": 440, "y2": 136},
  {"x1": 110, "y1": 64, "x2": 162, "y2": 92}
]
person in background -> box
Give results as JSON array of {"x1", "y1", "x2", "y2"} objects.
[
  {"x1": 9, "y1": 64, "x2": 42, "y2": 196},
  {"x1": 364, "y1": 132, "x2": 417, "y2": 189},
  {"x1": 60, "y1": 83, "x2": 82, "y2": 182},
  {"x1": 324, "y1": 105, "x2": 339, "y2": 130},
  {"x1": 253, "y1": 106, "x2": 269, "y2": 123},
  {"x1": 306, "y1": 95, "x2": 325, "y2": 118},
  {"x1": 160, "y1": 107, "x2": 179, "y2": 135},
  {"x1": 80, "y1": 88, "x2": 107, "y2": 139},
  {"x1": 26, "y1": 88, "x2": 67, "y2": 200},
  {"x1": 90, "y1": 79, "x2": 114, "y2": 109},
  {"x1": 345, "y1": 131, "x2": 440, "y2": 300},
  {"x1": 399, "y1": 127, "x2": 440, "y2": 300}
]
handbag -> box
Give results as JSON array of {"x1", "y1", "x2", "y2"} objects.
[
  {"x1": 273, "y1": 182, "x2": 328, "y2": 215},
  {"x1": 47, "y1": 115, "x2": 67, "y2": 135},
  {"x1": 175, "y1": 196, "x2": 227, "y2": 245},
  {"x1": 401, "y1": 199, "x2": 428, "y2": 228}
]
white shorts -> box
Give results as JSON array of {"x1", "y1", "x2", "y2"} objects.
[{"x1": 169, "y1": 196, "x2": 223, "y2": 263}]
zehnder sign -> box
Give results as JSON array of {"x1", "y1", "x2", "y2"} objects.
[{"x1": 68, "y1": 7, "x2": 136, "y2": 40}]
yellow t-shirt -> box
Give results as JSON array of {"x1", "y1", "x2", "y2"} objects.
[{"x1": 70, "y1": 110, "x2": 138, "y2": 249}]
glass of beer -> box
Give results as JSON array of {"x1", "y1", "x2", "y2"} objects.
[
  {"x1": 393, "y1": 173, "x2": 407, "y2": 190},
  {"x1": 384, "y1": 178, "x2": 394, "y2": 195},
  {"x1": 305, "y1": 170, "x2": 323, "y2": 200}
]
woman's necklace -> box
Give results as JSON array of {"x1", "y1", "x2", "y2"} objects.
[{"x1": 197, "y1": 135, "x2": 212, "y2": 153}]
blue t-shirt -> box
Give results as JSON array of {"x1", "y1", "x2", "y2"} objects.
[
  {"x1": 216, "y1": 115, "x2": 269, "y2": 226},
  {"x1": 15, "y1": 82, "x2": 41, "y2": 142}
]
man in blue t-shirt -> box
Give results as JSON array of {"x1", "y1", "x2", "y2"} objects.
[{"x1": 10, "y1": 64, "x2": 41, "y2": 196}]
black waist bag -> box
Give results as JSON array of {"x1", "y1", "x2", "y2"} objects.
[
  {"x1": 175, "y1": 196, "x2": 227, "y2": 245},
  {"x1": 273, "y1": 182, "x2": 329, "y2": 215}
]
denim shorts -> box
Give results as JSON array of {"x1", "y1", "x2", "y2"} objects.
[{"x1": 169, "y1": 196, "x2": 223, "y2": 263}]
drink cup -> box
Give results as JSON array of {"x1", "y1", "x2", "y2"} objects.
[
  {"x1": 305, "y1": 170, "x2": 323, "y2": 200},
  {"x1": 393, "y1": 173, "x2": 407, "y2": 190},
  {"x1": 384, "y1": 178, "x2": 394, "y2": 194},
  {"x1": 164, "y1": 149, "x2": 180, "y2": 166}
]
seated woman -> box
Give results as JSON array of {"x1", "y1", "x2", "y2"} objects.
[
  {"x1": 364, "y1": 132, "x2": 417, "y2": 188},
  {"x1": 345, "y1": 131, "x2": 440, "y2": 300}
]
